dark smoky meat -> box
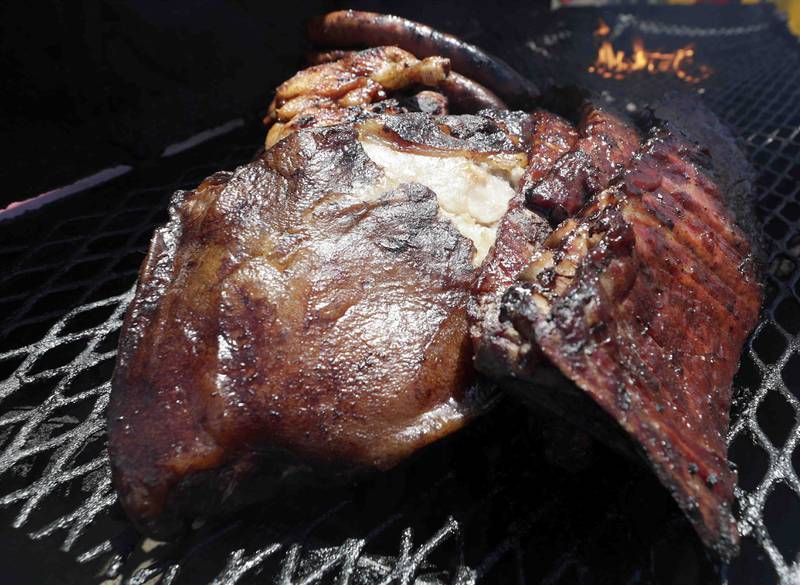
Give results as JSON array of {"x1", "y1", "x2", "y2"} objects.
[
  {"x1": 109, "y1": 111, "x2": 534, "y2": 538},
  {"x1": 451, "y1": 109, "x2": 538, "y2": 145},
  {"x1": 520, "y1": 110, "x2": 579, "y2": 188},
  {"x1": 499, "y1": 125, "x2": 762, "y2": 559},
  {"x1": 398, "y1": 90, "x2": 449, "y2": 116},
  {"x1": 523, "y1": 103, "x2": 640, "y2": 222},
  {"x1": 265, "y1": 45, "x2": 507, "y2": 149},
  {"x1": 264, "y1": 46, "x2": 451, "y2": 148},
  {"x1": 362, "y1": 111, "x2": 533, "y2": 160},
  {"x1": 470, "y1": 110, "x2": 575, "y2": 378},
  {"x1": 307, "y1": 10, "x2": 538, "y2": 108},
  {"x1": 468, "y1": 196, "x2": 550, "y2": 379},
  {"x1": 436, "y1": 72, "x2": 507, "y2": 112},
  {"x1": 108, "y1": 8, "x2": 762, "y2": 562},
  {"x1": 645, "y1": 94, "x2": 762, "y2": 255},
  {"x1": 470, "y1": 107, "x2": 638, "y2": 379}
]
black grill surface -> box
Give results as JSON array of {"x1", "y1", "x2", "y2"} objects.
[{"x1": 0, "y1": 5, "x2": 798, "y2": 584}]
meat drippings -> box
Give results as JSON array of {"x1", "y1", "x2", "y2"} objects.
[{"x1": 359, "y1": 138, "x2": 521, "y2": 265}]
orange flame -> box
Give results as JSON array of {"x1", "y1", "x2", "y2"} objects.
[
  {"x1": 588, "y1": 20, "x2": 712, "y2": 84},
  {"x1": 594, "y1": 18, "x2": 611, "y2": 37}
]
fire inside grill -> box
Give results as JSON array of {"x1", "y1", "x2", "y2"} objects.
[
  {"x1": 0, "y1": 5, "x2": 798, "y2": 585},
  {"x1": 588, "y1": 18, "x2": 713, "y2": 83}
]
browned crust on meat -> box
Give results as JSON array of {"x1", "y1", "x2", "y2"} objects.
[
  {"x1": 265, "y1": 46, "x2": 506, "y2": 149},
  {"x1": 265, "y1": 46, "x2": 450, "y2": 148},
  {"x1": 470, "y1": 110, "x2": 577, "y2": 378},
  {"x1": 523, "y1": 104, "x2": 640, "y2": 222},
  {"x1": 501, "y1": 127, "x2": 762, "y2": 559},
  {"x1": 307, "y1": 10, "x2": 538, "y2": 108},
  {"x1": 109, "y1": 111, "x2": 537, "y2": 538},
  {"x1": 470, "y1": 107, "x2": 640, "y2": 378}
]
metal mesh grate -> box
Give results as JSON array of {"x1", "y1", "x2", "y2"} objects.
[{"x1": 0, "y1": 7, "x2": 798, "y2": 585}]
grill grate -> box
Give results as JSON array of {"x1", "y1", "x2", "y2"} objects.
[{"x1": 0, "y1": 6, "x2": 798, "y2": 584}]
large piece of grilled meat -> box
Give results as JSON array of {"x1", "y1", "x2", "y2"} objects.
[
  {"x1": 109, "y1": 107, "x2": 539, "y2": 537},
  {"x1": 476, "y1": 108, "x2": 761, "y2": 559},
  {"x1": 110, "y1": 10, "x2": 762, "y2": 559}
]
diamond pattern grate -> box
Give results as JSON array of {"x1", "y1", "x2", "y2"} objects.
[{"x1": 0, "y1": 7, "x2": 798, "y2": 585}]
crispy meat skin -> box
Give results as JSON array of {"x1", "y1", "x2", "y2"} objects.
[
  {"x1": 646, "y1": 95, "x2": 762, "y2": 255},
  {"x1": 363, "y1": 109, "x2": 533, "y2": 161},
  {"x1": 307, "y1": 49, "x2": 508, "y2": 115},
  {"x1": 523, "y1": 104, "x2": 640, "y2": 222},
  {"x1": 500, "y1": 127, "x2": 761, "y2": 559},
  {"x1": 470, "y1": 110, "x2": 575, "y2": 378},
  {"x1": 265, "y1": 46, "x2": 449, "y2": 148},
  {"x1": 109, "y1": 112, "x2": 535, "y2": 538},
  {"x1": 265, "y1": 46, "x2": 505, "y2": 148},
  {"x1": 471, "y1": 106, "x2": 639, "y2": 378},
  {"x1": 307, "y1": 10, "x2": 538, "y2": 108}
]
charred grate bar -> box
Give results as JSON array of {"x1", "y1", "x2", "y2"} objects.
[{"x1": 0, "y1": 6, "x2": 798, "y2": 585}]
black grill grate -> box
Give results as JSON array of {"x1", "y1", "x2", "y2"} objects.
[{"x1": 0, "y1": 6, "x2": 798, "y2": 585}]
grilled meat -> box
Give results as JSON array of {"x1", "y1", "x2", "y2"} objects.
[
  {"x1": 471, "y1": 105, "x2": 640, "y2": 378},
  {"x1": 265, "y1": 46, "x2": 505, "y2": 149},
  {"x1": 266, "y1": 46, "x2": 447, "y2": 148},
  {"x1": 470, "y1": 109, "x2": 575, "y2": 379},
  {"x1": 495, "y1": 123, "x2": 762, "y2": 559},
  {"x1": 110, "y1": 6, "x2": 761, "y2": 559},
  {"x1": 305, "y1": 48, "x2": 507, "y2": 114},
  {"x1": 307, "y1": 10, "x2": 538, "y2": 108},
  {"x1": 109, "y1": 110, "x2": 535, "y2": 538},
  {"x1": 523, "y1": 103, "x2": 640, "y2": 222}
]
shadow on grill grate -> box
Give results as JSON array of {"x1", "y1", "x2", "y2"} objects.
[{"x1": 0, "y1": 5, "x2": 799, "y2": 585}]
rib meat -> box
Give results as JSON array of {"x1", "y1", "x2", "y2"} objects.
[
  {"x1": 471, "y1": 105, "x2": 640, "y2": 378},
  {"x1": 497, "y1": 124, "x2": 762, "y2": 558},
  {"x1": 109, "y1": 111, "x2": 534, "y2": 537},
  {"x1": 523, "y1": 103, "x2": 640, "y2": 222}
]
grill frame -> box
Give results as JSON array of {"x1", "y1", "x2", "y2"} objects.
[{"x1": 0, "y1": 5, "x2": 798, "y2": 584}]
